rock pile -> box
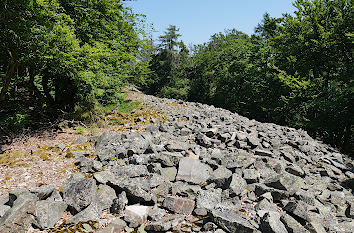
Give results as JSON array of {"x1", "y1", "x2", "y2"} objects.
[{"x1": 1, "y1": 94, "x2": 353, "y2": 233}]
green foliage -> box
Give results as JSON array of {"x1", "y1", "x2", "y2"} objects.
[
  {"x1": 75, "y1": 126, "x2": 86, "y2": 135},
  {"x1": 0, "y1": 113, "x2": 29, "y2": 131},
  {"x1": 146, "y1": 0, "x2": 353, "y2": 155},
  {"x1": 0, "y1": 0, "x2": 150, "y2": 114},
  {"x1": 146, "y1": 25, "x2": 191, "y2": 99},
  {"x1": 117, "y1": 101, "x2": 141, "y2": 113}
]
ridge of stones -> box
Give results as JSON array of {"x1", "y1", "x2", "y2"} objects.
[{"x1": 1, "y1": 94, "x2": 353, "y2": 233}]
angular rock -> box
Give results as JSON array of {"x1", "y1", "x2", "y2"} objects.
[
  {"x1": 96, "y1": 218, "x2": 126, "y2": 233},
  {"x1": 247, "y1": 136, "x2": 260, "y2": 148},
  {"x1": 243, "y1": 169, "x2": 260, "y2": 183},
  {"x1": 111, "y1": 164, "x2": 149, "y2": 178},
  {"x1": 280, "y1": 213, "x2": 310, "y2": 233},
  {"x1": 109, "y1": 177, "x2": 156, "y2": 204},
  {"x1": 264, "y1": 173, "x2": 305, "y2": 194},
  {"x1": 255, "y1": 149, "x2": 273, "y2": 157},
  {"x1": 283, "y1": 200, "x2": 310, "y2": 222},
  {"x1": 196, "y1": 189, "x2": 222, "y2": 211},
  {"x1": 96, "y1": 185, "x2": 116, "y2": 211},
  {"x1": 209, "y1": 205, "x2": 258, "y2": 233},
  {"x1": 0, "y1": 191, "x2": 37, "y2": 233},
  {"x1": 29, "y1": 185, "x2": 56, "y2": 200},
  {"x1": 160, "y1": 167, "x2": 177, "y2": 181},
  {"x1": 61, "y1": 177, "x2": 97, "y2": 214},
  {"x1": 33, "y1": 200, "x2": 67, "y2": 229},
  {"x1": 68, "y1": 202, "x2": 102, "y2": 223},
  {"x1": 236, "y1": 132, "x2": 247, "y2": 141},
  {"x1": 94, "y1": 170, "x2": 115, "y2": 184},
  {"x1": 176, "y1": 157, "x2": 210, "y2": 184},
  {"x1": 285, "y1": 164, "x2": 305, "y2": 177},
  {"x1": 110, "y1": 191, "x2": 128, "y2": 214},
  {"x1": 124, "y1": 205, "x2": 149, "y2": 228},
  {"x1": 7, "y1": 188, "x2": 36, "y2": 207},
  {"x1": 260, "y1": 211, "x2": 287, "y2": 233},
  {"x1": 163, "y1": 196, "x2": 195, "y2": 215},
  {"x1": 229, "y1": 174, "x2": 247, "y2": 196},
  {"x1": 165, "y1": 140, "x2": 191, "y2": 152},
  {"x1": 154, "y1": 152, "x2": 183, "y2": 167},
  {"x1": 148, "y1": 207, "x2": 168, "y2": 221},
  {"x1": 145, "y1": 216, "x2": 175, "y2": 232},
  {"x1": 223, "y1": 154, "x2": 256, "y2": 169},
  {"x1": 209, "y1": 166, "x2": 232, "y2": 188},
  {"x1": 255, "y1": 199, "x2": 278, "y2": 212}
]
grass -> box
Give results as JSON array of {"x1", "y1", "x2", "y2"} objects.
[
  {"x1": 117, "y1": 101, "x2": 141, "y2": 113},
  {"x1": 0, "y1": 151, "x2": 25, "y2": 166},
  {"x1": 75, "y1": 126, "x2": 86, "y2": 135},
  {"x1": 89, "y1": 123, "x2": 99, "y2": 135}
]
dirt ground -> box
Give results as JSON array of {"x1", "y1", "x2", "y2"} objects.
[{"x1": 0, "y1": 89, "x2": 148, "y2": 196}]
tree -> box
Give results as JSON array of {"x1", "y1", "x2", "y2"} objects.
[
  {"x1": 0, "y1": 0, "x2": 150, "y2": 114},
  {"x1": 257, "y1": 0, "x2": 354, "y2": 153},
  {"x1": 159, "y1": 25, "x2": 182, "y2": 52},
  {"x1": 146, "y1": 25, "x2": 183, "y2": 95}
]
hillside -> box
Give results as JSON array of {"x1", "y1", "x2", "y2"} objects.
[{"x1": 0, "y1": 90, "x2": 353, "y2": 233}]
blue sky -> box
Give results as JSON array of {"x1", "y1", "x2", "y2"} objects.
[{"x1": 124, "y1": 0, "x2": 296, "y2": 46}]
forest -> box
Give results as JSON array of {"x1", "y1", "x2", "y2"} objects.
[{"x1": 0, "y1": 0, "x2": 353, "y2": 155}]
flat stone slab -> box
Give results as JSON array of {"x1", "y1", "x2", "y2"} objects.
[
  {"x1": 176, "y1": 157, "x2": 210, "y2": 184},
  {"x1": 124, "y1": 205, "x2": 149, "y2": 228},
  {"x1": 163, "y1": 196, "x2": 195, "y2": 215}
]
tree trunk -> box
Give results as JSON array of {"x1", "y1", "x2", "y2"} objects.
[
  {"x1": 42, "y1": 73, "x2": 54, "y2": 104},
  {"x1": 28, "y1": 68, "x2": 41, "y2": 99},
  {"x1": 0, "y1": 52, "x2": 16, "y2": 102}
]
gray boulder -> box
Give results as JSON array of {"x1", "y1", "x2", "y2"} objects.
[
  {"x1": 61, "y1": 176, "x2": 97, "y2": 214},
  {"x1": 124, "y1": 205, "x2": 149, "y2": 228},
  {"x1": 163, "y1": 196, "x2": 195, "y2": 215},
  {"x1": 160, "y1": 167, "x2": 177, "y2": 181},
  {"x1": 196, "y1": 189, "x2": 222, "y2": 211},
  {"x1": 96, "y1": 185, "x2": 117, "y2": 211},
  {"x1": 0, "y1": 190, "x2": 37, "y2": 233},
  {"x1": 110, "y1": 191, "x2": 128, "y2": 214},
  {"x1": 111, "y1": 164, "x2": 149, "y2": 178},
  {"x1": 243, "y1": 169, "x2": 260, "y2": 183},
  {"x1": 29, "y1": 185, "x2": 56, "y2": 200},
  {"x1": 209, "y1": 205, "x2": 258, "y2": 233},
  {"x1": 265, "y1": 173, "x2": 305, "y2": 194},
  {"x1": 96, "y1": 218, "x2": 126, "y2": 233},
  {"x1": 176, "y1": 157, "x2": 211, "y2": 184},
  {"x1": 68, "y1": 202, "x2": 102, "y2": 223},
  {"x1": 33, "y1": 200, "x2": 67, "y2": 229},
  {"x1": 260, "y1": 211, "x2": 287, "y2": 233},
  {"x1": 229, "y1": 174, "x2": 247, "y2": 196},
  {"x1": 209, "y1": 166, "x2": 232, "y2": 188},
  {"x1": 280, "y1": 213, "x2": 310, "y2": 233}
]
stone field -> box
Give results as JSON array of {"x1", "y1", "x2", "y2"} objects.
[{"x1": 0, "y1": 93, "x2": 353, "y2": 233}]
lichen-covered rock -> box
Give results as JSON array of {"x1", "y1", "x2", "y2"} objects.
[
  {"x1": 29, "y1": 185, "x2": 56, "y2": 200},
  {"x1": 96, "y1": 218, "x2": 126, "y2": 233},
  {"x1": 61, "y1": 176, "x2": 97, "y2": 214},
  {"x1": 230, "y1": 174, "x2": 247, "y2": 196},
  {"x1": 163, "y1": 196, "x2": 195, "y2": 215},
  {"x1": 96, "y1": 184, "x2": 116, "y2": 211},
  {"x1": 260, "y1": 211, "x2": 287, "y2": 233},
  {"x1": 209, "y1": 205, "x2": 258, "y2": 233},
  {"x1": 0, "y1": 191, "x2": 37, "y2": 233},
  {"x1": 33, "y1": 200, "x2": 67, "y2": 229},
  {"x1": 110, "y1": 191, "x2": 128, "y2": 214},
  {"x1": 176, "y1": 157, "x2": 211, "y2": 184},
  {"x1": 68, "y1": 202, "x2": 102, "y2": 223}
]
